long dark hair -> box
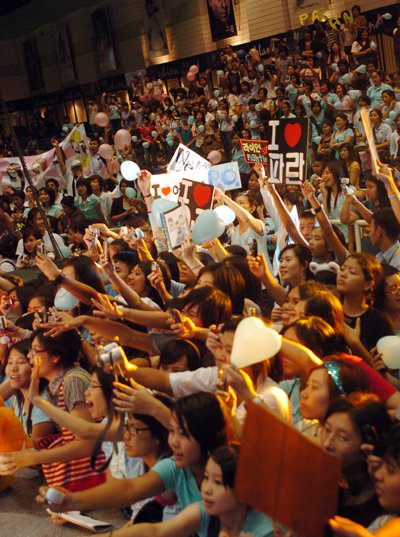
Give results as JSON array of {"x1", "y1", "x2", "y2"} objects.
[
  {"x1": 322, "y1": 160, "x2": 348, "y2": 212},
  {"x1": 7, "y1": 340, "x2": 48, "y2": 437}
]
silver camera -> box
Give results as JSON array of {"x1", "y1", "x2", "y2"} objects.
[{"x1": 98, "y1": 342, "x2": 125, "y2": 369}]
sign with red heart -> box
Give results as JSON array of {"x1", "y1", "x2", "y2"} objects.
[
  {"x1": 264, "y1": 117, "x2": 309, "y2": 185},
  {"x1": 240, "y1": 139, "x2": 269, "y2": 164},
  {"x1": 284, "y1": 123, "x2": 302, "y2": 148},
  {"x1": 179, "y1": 178, "x2": 214, "y2": 227}
]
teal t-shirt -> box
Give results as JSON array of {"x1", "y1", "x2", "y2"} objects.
[
  {"x1": 198, "y1": 501, "x2": 274, "y2": 537},
  {"x1": 152, "y1": 457, "x2": 201, "y2": 507}
]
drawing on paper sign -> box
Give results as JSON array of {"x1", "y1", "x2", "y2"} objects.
[
  {"x1": 161, "y1": 205, "x2": 191, "y2": 250},
  {"x1": 167, "y1": 144, "x2": 211, "y2": 175}
]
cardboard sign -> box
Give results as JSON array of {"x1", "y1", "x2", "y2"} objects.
[
  {"x1": 161, "y1": 204, "x2": 191, "y2": 250},
  {"x1": 240, "y1": 139, "x2": 269, "y2": 165},
  {"x1": 167, "y1": 143, "x2": 210, "y2": 176},
  {"x1": 360, "y1": 108, "x2": 379, "y2": 177},
  {"x1": 299, "y1": 7, "x2": 353, "y2": 30},
  {"x1": 207, "y1": 161, "x2": 241, "y2": 191},
  {"x1": 179, "y1": 178, "x2": 214, "y2": 227},
  {"x1": 265, "y1": 117, "x2": 309, "y2": 185},
  {"x1": 235, "y1": 402, "x2": 340, "y2": 537},
  {"x1": 150, "y1": 173, "x2": 181, "y2": 202}
]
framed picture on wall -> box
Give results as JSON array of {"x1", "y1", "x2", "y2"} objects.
[
  {"x1": 91, "y1": 7, "x2": 117, "y2": 73},
  {"x1": 206, "y1": 0, "x2": 237, "y2": 42},
  {"x1": 23, "y1": 37, "x2": 45, "y2": 93},
  {"x1": 54, "y1": 24, "x2": 76, "y2": 85}
]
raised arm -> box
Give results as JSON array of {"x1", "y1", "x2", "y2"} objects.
[
  {"x1": 301, "y1": 181, "x2": 348, "y2": 264},
  {"x1": 265, "y1": 183, "x2": 308, "y2": 247},
  {"x1": 214, "y1": 188, "x2": 264, "y2": 236},
  {"x1": 247, "y1": 253, "x2": 287, "y2": 306}
]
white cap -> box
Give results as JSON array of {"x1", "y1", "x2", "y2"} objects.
[{"x1": 71, "y1": 159, "x2": 82, "y2": 168}]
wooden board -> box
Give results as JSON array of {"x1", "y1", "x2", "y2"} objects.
[{"x1": 235, "y1": 402, "x2": 340, "y2": 537}]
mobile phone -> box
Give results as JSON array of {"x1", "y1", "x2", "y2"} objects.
[
  {"x1": 120, "y1": 226, "x2": 129, "y2": 236},
  {"x1": 0, "y1": 316, "x2": 7, "y2": 331},
  {"x1": 37, "y1": 242, "x2": 46, "y2": 255},
  {"x1": 151, "y1": 261, "x2": 159, "y2": 272},
  {"x1": 40, "y1": 311, "x2": 48, "y2": 324},
  {"x1": 171, "y1": 308, "x2": 183, "y2": 325},
  {"x1": 249, "y1": 239, "x2": 258, "y2": 257}
]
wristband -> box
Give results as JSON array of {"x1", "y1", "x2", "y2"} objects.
[
  {"x1": 51, "y1": 273, "x2": 65, "y2": 286},
  {"x1": 389, "y1": 193, "x2": 399, "y2": 199},
  {"x1": 143, "y1": 194, "x2": 152, "y2": 198}
]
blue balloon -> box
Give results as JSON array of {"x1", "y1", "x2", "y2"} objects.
[
  {"x1": 192, "y1": 210, "x2": 226, "y2": 245},
  {"x1": 237, "y1": 49, "x2": 246, "y2": 60},
  {"x1": 188, "y1": 115, "x2": 195, "y2": 125},
  {"x1": 162, "y1": 124, "x2": 168, "y2": 130},
  {"x1": 198, "y1": 124, "x2": 205, "y2": 132},
  {"x1": 142, "y1": 141, "x2": 150, "y2": 149},
  {"x1": 151, "y1": 198, "x2": 178, "y2": 227},
  {"x1": 132, "y1": 135, "x2": 138, "y2": 142},
  {"x1": 167, "y1": 139, "x2": 174, "y2": 146},
  {"x1": 125, "y1": 187, "x2": 137, "y2": 199}
]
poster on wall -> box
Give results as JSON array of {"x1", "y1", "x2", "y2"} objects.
[
  {"x1": 143, "y1": 0, "x2": 169, "y2": 60},
  {"x1": 54, "y1": 24, "x2": 76, "y2": 85},
  {"x1": 23, "y1": 37, "x2": 45, "y2": 93},
  {"x1": 207, "y1": 0, "x2": 237, "y2": 42},
  {"x1": 91, "y1": 8, "x2": 117, "y2": 73}
]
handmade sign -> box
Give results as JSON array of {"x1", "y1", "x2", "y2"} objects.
[
  {"x1": 150, "y1": 173, "x2": 181, "y2": 202},
  {"x1": 298, "y1": 6, "x2": 350, "y2": 29},
  {"x1": 179, "y1": 178, "x2": 215, "y2": 227},
  {"x1": 360, "y1": 108, "x2": 379, "y2": 177},
  {"x1": 161, "y1": 204, "x2": 191, "y2": 250},
  {"x1": 235, "y1": 402, "x2": 340, "y2": 537},
  {"x1": 240, "y1": 139, "x2": 269, "y2": 165},
  {"x1": 265, "y1": 117, "x2": 309, "y2": 185},
  {"x1": 207, "y1": 161, "x2": 241, "y2": 191},
  {"x1": 167, "y1": 143, "x2": 210, "y2": 178}
]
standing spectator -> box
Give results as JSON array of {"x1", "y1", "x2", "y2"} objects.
[{"x1": 351, "y1": 30, "x2": 377, "y2": 67}]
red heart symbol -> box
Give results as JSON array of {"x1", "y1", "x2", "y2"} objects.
[
  {"x1": 284, "y1": 123, "x2": 302, "y2": 148},
  {"x1": 261, "y1": 145, "x2": 268, "y2": 156},
  {"x1": 193, "y1": 184, "x2": 212, "y2": 207},
  {"x1": 162, "y1": 187, "x2": 171, "y2": 196}
]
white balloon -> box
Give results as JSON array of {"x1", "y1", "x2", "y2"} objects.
[
  {"x1": 121, "y1": 161, "x2": 140, "y2": 181},
  {"x1": 382, "y1": 13, "x2": 392, "y2": 20},
  {"x1": 214, "y1": 205, "x2": 236, "y2": 225},
  {"x1": 377, "y1": 336, "x2": 400, "y2": 369},
  {"x1": 230, "y1": 317, "x2": 282, "y2": 368}
]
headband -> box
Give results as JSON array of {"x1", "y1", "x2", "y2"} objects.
[{"x1": 324, "y1": 361, "x2": 345, "y2": 395}]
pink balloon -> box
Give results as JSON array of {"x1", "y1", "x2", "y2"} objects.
[
  {"x1": 114, "y1": 129, "x2": 132, "y2": 150},
  {"x1": 189, "y1": 65, "x2": 199, "y2": 74},
  {"x1": 98, "y1": 143, "x2": 114, "y2": 160},
  {"x1": 187, "y1": 72, "x2": 196, "y2": 82},
  {"x1": 95, "y1": 112, "x2": 109, "y2": 127},
  {"x1": 207, "y1": 150, "x2": 222, "y2": 165}
]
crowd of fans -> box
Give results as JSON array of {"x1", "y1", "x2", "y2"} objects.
[{"x1": 1, "y1": 5, "x2": 400, "y2": 537}]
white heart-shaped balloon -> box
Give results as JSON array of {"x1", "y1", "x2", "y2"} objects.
[
  {"x1": 230, "y1": 317, "x2": 282, "y2": 368},
  {"x1": 377, "y1": 336, "x2": 400, "y2": 370}
]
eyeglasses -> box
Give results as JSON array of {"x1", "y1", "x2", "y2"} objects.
[
  {"x1": 384, "y1": 284, "x2": 400, "y2": 296},
  {"x1": 123, "y1": 424, "x2": 151, "y2": 436}
]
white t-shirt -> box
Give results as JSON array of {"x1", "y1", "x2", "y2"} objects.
[
  {"x1": 16, "y1": 231, "x2": 70, "y2": 257},
  {"x1": 231, "y1": 222, "x2": 273, "y2": 273}
]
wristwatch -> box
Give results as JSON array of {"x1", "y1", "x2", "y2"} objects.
[{"x1": 310, "y1": 206, "x2": 322, "y2": 215}]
